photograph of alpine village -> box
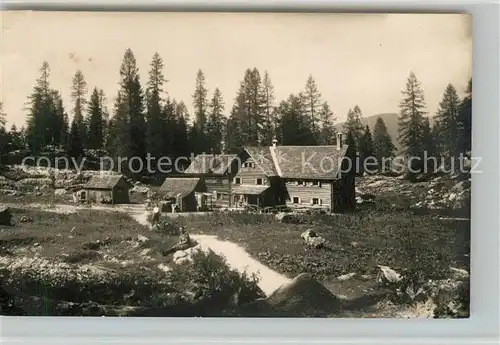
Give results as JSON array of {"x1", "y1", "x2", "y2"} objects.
[{"x1": 0, "y1": 12, "x2": 471, "y2": 318}]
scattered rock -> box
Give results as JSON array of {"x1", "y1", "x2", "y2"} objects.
[
  {"x1": 300, "y1": 229, "x2": 326, "y2": 249},
  {"x1": 19, "y1": 216, "x2": 33, "y2": 223},
  {"x1": 449, "y1": 267, "x2": 469, "y2": 281},
  {"x1": 137, "y1": 235, "x2": 149, "y2": 243},
  {"x1": 275, "y1": 212, "x2": 300, "y2": 224},
  {"x1": 337, "y1": 272, "x2": 357, "y2": 281},
  {"x1": 377, "y1": 265, "x2": 402, "y2": 284}
]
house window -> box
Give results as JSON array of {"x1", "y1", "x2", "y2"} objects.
[
  {"x1": 312, "y1": 198, "x2": 320, "y2": 205},
  {"x1": 243, "y1": 162, "x2": 254, "y2": 168},
  {"x1": 297, "y1": 180, "x2": 304, "y2": 186},
  {"x1": 293, "y1": 197, "x2": 300, "y2": 204},
  {"x1": 256, "y1": 178, "x2": 263, "y2": 185},
  {"x1": 312, "y1": 181, "x2": 319, "y2": 186},
  {"x1": 234, "y1": 177, "x2": 241, "y2": 184}
]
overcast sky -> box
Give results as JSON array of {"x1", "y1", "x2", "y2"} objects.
[{"x1": 1, "y1": 11, "x2": 472, "y2": 127}]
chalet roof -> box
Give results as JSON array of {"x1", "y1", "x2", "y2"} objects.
[
  {"x1": 244, "y1": 147, "x2": 278, "y2": 176},
  {"x1": 231, "y1": 185, "x2": 270, "y2": 195},
  {"x1": 184, "y1": 154, "x2": 239, "y2": 175},
  {"x1": 270, "y1": 145, "x2": 349, "y2": 180},
  {"x1": 159, "y1": 177, "x2": 202, "y2": 198},
  {"x1": 83, "y1": 175, "x2": 127, "y2": 190}
]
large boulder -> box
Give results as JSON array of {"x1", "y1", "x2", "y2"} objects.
[
  {"x1": 275, "y1": 212, "x2": 300, "y2": 224},
  {"x1": 300, "y1": 229, "x2": 326, "y2": 249},
  {"x1": 264, "y1": 273, "x2": 343, "y2": 317}
]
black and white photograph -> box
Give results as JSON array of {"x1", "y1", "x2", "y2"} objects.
[{"x1": 0, "y1": 11, "x2": 471, "y2": 318}]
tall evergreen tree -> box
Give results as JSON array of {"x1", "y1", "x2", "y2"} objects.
[
  {"x1": 86, "y1": 88, "x2": 105, "y2": 149},
  {"x1": 278, "y1": 94, "x2": 316, "y2": 146},
  {"x1": 435, "y1": 83, "x2": 461, "y2": 158},
  {"x1": 343, "y1": 106, "x2": 364, "y2": 150},
  {"x1": 68, "y1": 117, "x2": 83, "y2": 158},
  {"x1": 192, "y1": 69, "x2": 209, "y2": 153},
  {"x1": 303, "y1": 75, "x2": 322, "y2": 136},
  {"x1": 71, "y1": 70, "x2": 88, "y2": 145},
  {"x1": 225, "y1": 87, "x2": 246, "y2": 153},
  {"x1": 49, "y1": 90, "x2": 67, "y2": 147},
  {"x1": 98, "y1": 89, "x2": 110, "y2": 149},
  {"x1": 422, "y1": 117, "x2": 437, "y2": 172},
  {"x1": 0, "y1": 102, "x2": 7, "y2": 156},
  {"x1": 372, "y1": 117, "x2": 395, "y2": 167},
  {"x1": 172, "y1": 100, "x2": 191, "y2": 160},
  {"x1": 8, "y1": 124, "x2": 26, "y2": 152},
  {"x1": 207, "y1": 88, "x2": 225, "y2": 153},
  {"x1": 318, "y1": 102, "x2": 336, "y2": 145},
  {"x1": 145, "y1": 52, "x2": 167, "y2": 159},
  {"x1": 398, "y1": 71, "x2": 427, "y2": 174},
  {"x1": 109, "y1": 49, "x2": 146, "y2": 170},
  {"x1": 26, "y1": 61, "x2": 54, "y2": 153},
  {"x1": 358, "y1": 125, "x2": 374, "y2": 175},
  {"x1": 457, "y1": 78, "x2": 472, "y2": 154},
  {"x1": 261, "y1": 71, "x2": 277, "y2": 146}
]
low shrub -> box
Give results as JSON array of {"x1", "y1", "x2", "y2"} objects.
[{"x1": 168, "y1": 248, "x2": 264, "y2": 316}]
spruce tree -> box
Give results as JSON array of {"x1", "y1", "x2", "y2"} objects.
[
  {"x1": 145, "y1": 52, "x2": 167, "y2": 160},
  {"x1": 71, "y1": 70, "x2": 88, "y2": 146},
  {"x1": 372, "y1": 117, "x2": 395, "y2": 167},
  {"x1": 86, "y1": 88, "x2": 104, "y2": 149},
  {"x1": 318, "y1": 102, "x2": 336, "y2": 145},
  {"x1": 422, "y1": 117, "x2": 437, "y2": 172},
  {"x1": 278, "y1": 94, "x2": 316, "y2": 146},
  {"x1": 207, "y1": 88, "x2": 225, "y2": 153},
  {"x1": 261, "y1": 71, "x2": 277, "y2": 146},
  {"x1": 98, "y1": 89, "x2": 110, "y2": 149},
  {"x1": 225, "y1": 88, "x2": 246, "y2": 153},
  {"x1": 68, "y1": 117, "x2": 83, "y2": 159},
  {"x1": 0, "y1": 102, "x2": 7, "y2": 156},
  {"x1": 398, "y1": 71, "x2": 427, "y2": 174},
  {"x1": 358, "y1": 125, "x2": 374, "y2": 175},
  {"x1": 0, "y1": 101, "x2": 6, "y2": 129},
  {"x1": 192, "y1": 69, "x2": 209, "y2": 153},
  {"x1": 343, "y1": 106, "x2": 364, "y2": 153},
  {"x1": 435, "y1": 83, "x2": 461, "y2": 158},
  {"x1": 8, "y1": 124, "x2": 26, "y2": 152},
  {"x1": 457, "y1": 78, "x2": 472, "y2": 154},
  {"x1": 26, "y1": 61, "x2": 52, "y2": 153},
  {"x1": 172, "y1": 100, "x2": 191, "y2": 161},
  {"x1": 303, "y1": 75, "x2": 322, "y2": 136}
]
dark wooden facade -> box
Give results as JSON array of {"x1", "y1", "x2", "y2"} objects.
[{"x1": 81, "y1": 175, "x2": 132, "y2": 204}]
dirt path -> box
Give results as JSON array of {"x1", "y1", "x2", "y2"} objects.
[
  {"x1": 190, "y1": 234, "x2": 290, "y2": 296},
  {"x1": 3, "y1": 202, "x2": 289, "y2": 296}
]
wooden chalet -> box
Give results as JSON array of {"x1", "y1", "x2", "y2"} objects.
[
  {"x1": 182, "y1": 153, "x2": 244, "y2": 208},
  {"x1": 80, "y1": 175, "x2": 132, "y2": 204},
  {"x1": 269, "y1": 133, "x2": 356, "y2": 212}
]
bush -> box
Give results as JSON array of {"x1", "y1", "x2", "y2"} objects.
[
  {"x1": 151, "y1": 218, "x2": 186, "y2": 235},
  {"x1": 168, "y1": 248, "x2": 264, "y2": 316}
]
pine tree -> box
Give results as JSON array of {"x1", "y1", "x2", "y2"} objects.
[
  {"x1": 109, "y1": 49, "x2": 146, "y2": 171},
  {"x1": 435, "y1": 83, "x2": 461, "y2": 158},
  {"x1": 303, "y1": 75, "x2": 322, "y2": 136},
  {"x1": 343, "y1": 106, "x2": 364, "y2": 150},
  {"x1": 261, "y1": 71, "x2": 277, "y2": 146},
  {"x1": 278, "y1": 94, "x2": 316, "y2": 146},
  {"x1": 0, "y1": 101, "x2": 6, "y2": 129},
  {"x1": 98, "y1": 89, "x2": 109, "y2": 149},
  {"x1": 86, "y1": 88, "x2": 105, "y2": 149},
  {"x1": 318, "y1": 102, "x2": 336, "y2": 145},
  {"x1": 49, "y1": 90, "x2": 67, "y2": 148},
  {"x1": 0, "y1": 102, "x2": 7, "y2": 156},
  {"x1": 358, "y1": 125, "x2": 374, "y2": 175},
  {"x1": 192, "y1": 69, "x2": 209, "y2": 153},
  {"x1": 26, "y1": 61, "x2": 54, "y2": 153},
  {"x1": 71, "y1": 70, "x2": 88, "y2": 146},
  {"x1": 422, "y1": 117, "x2": 437, "y2": 172},
  {"x1": 372, "y1": 117, "x2": 395, "y2": 167},
  {"x1": 68, "y1": 117, "x2": 83, "y2": 158},
  {"x1": 225, "y1": 88, "x2": 246, "y2": 153},
  {"x1": 8, "y1": 124, "x2": 26, "y2": 152},
  {"x1": 61, "y1": 113, "x2": 70, "y2": 150},
  {"x1": 457, "y1": 78, "x2": 472, "y2": 155},
  {"x1": 207, "y1": 87, "x2": 225, "y2": 153},
  {"x1": 172, "y1": 100, "x2": 191, "y2": 161},
  {"x1": 145, "y1": 52, "x2": 167, "y2": 160},
  {"x1": 398, "y1": 71, "x2": 427, "y2": 174}
]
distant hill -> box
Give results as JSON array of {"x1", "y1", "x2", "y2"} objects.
[{"x1": 335, "y1": 113, "x2": 401, "y2": 151}]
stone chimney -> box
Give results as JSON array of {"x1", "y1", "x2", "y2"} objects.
[
  {"x1": 272, "y1": 136, "x2": 278, "y2": 147},
  {"x1": 336, "y1": 133, "x2": 343, "y2": 150}
]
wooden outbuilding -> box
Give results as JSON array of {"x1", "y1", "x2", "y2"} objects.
[
  {"x1": 158, "y1": 177, "x2": 207, "y2": 212},
  {"x1": 80, "y1": 175, "x2": 132, "y2": 204}
]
